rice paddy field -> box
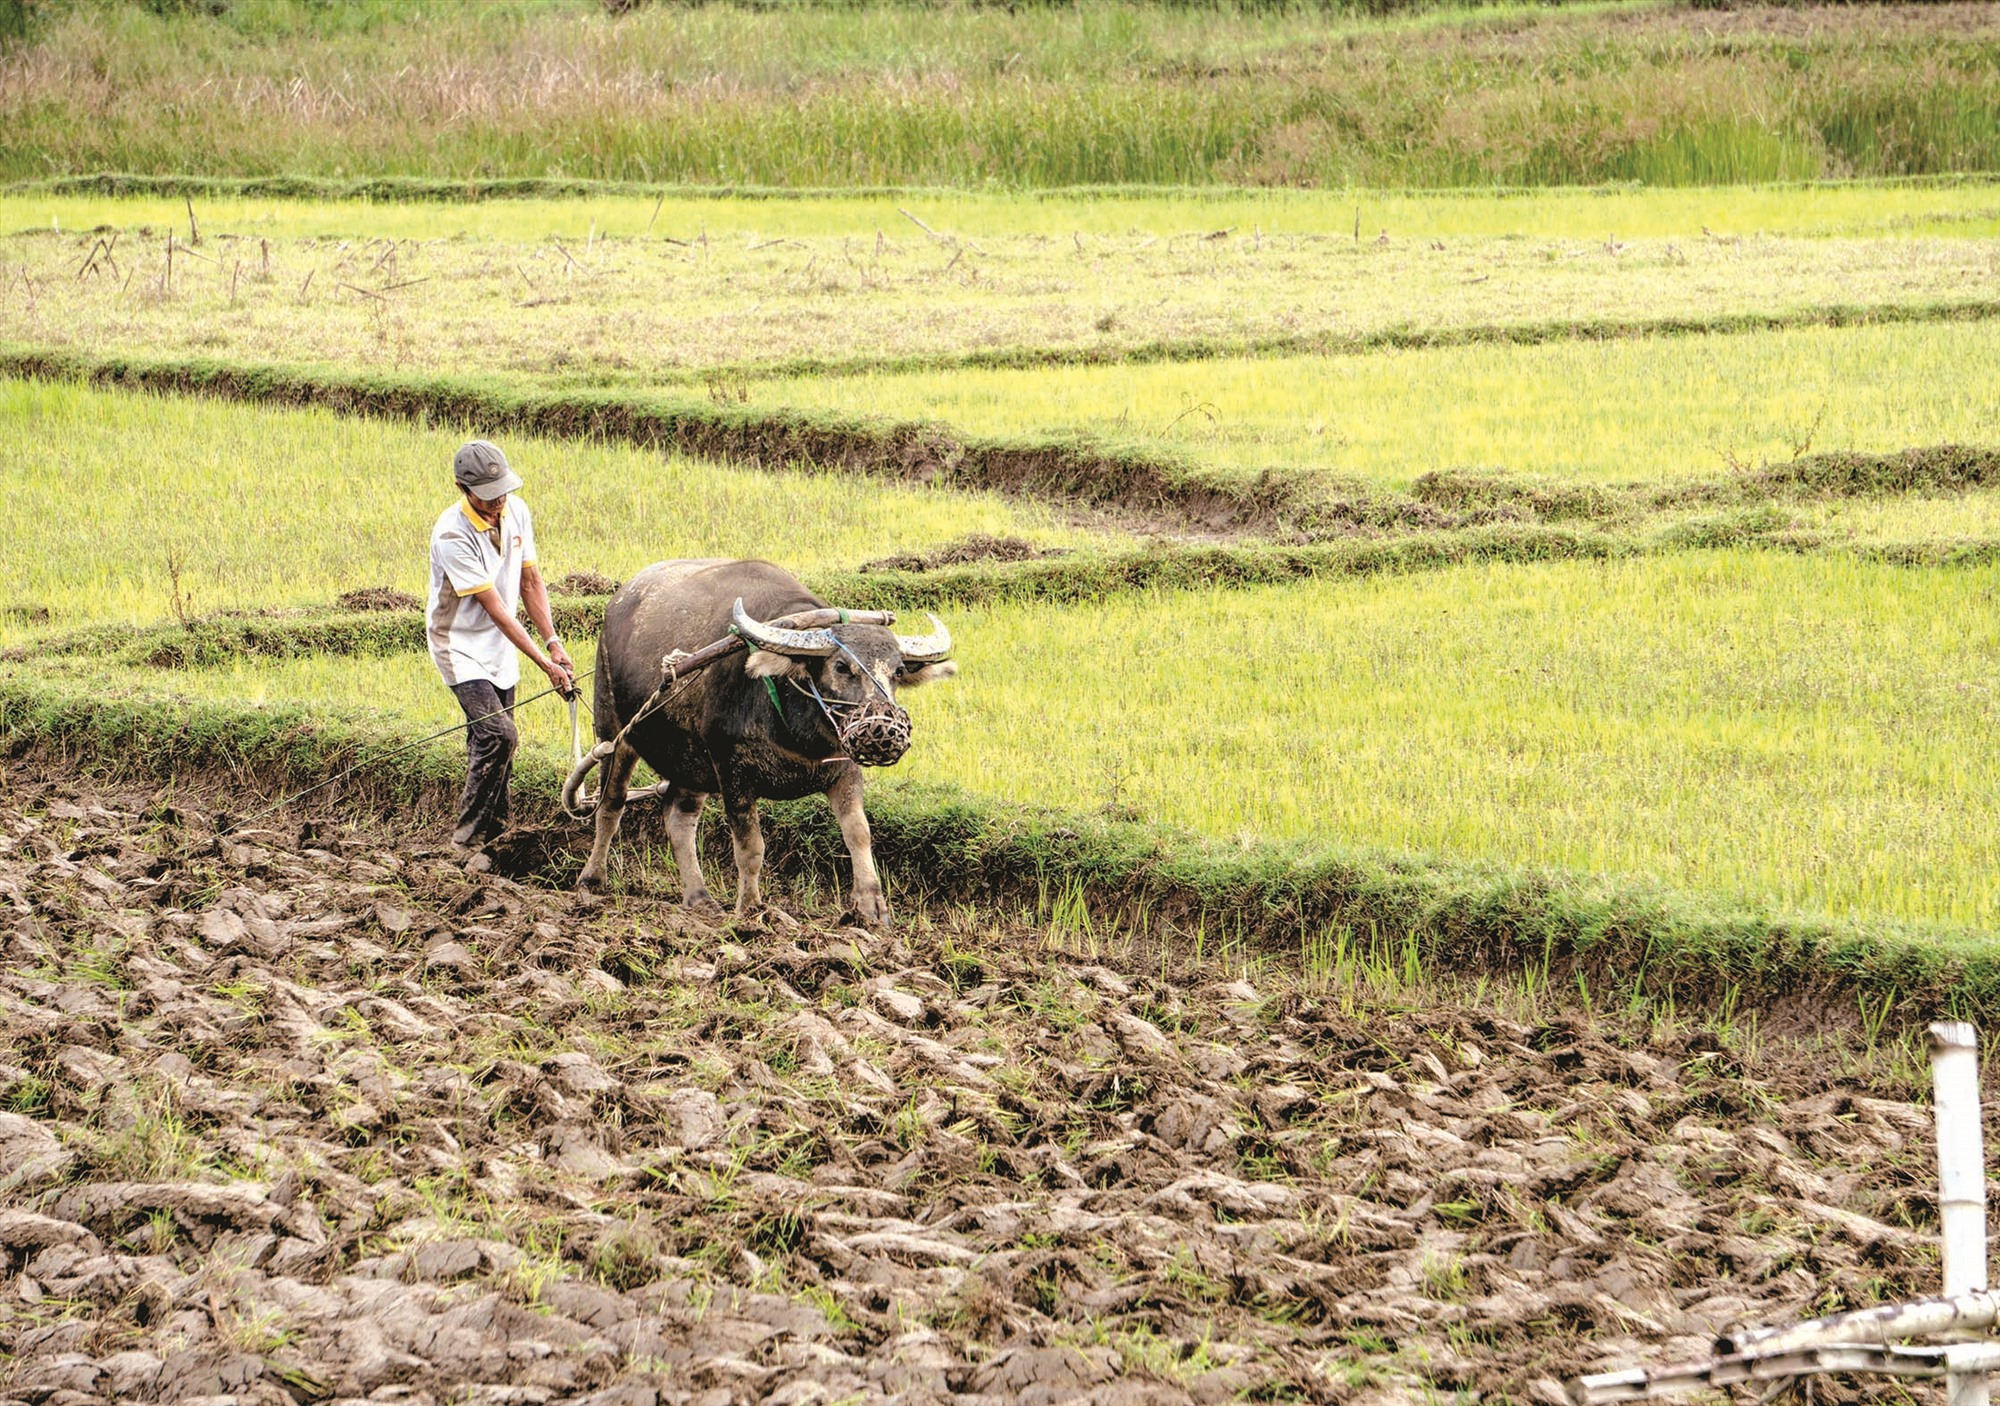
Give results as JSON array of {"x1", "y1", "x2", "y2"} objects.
[
  {"x1": 747, "y1": 321, "x2": 2000, "y2": 484},
  {"x1": 15, "y1": 4, "x2": 2000, "y2": 1402},
  {"x1": 6, "y1": 190, "x2": 1999, "y2": 384},
  {"x1": 0, "y1": 378, "x2": 1104, "y2": 635},
  {"x1": 1, "y1": 24, "x2": 1998, "y2": 959}
]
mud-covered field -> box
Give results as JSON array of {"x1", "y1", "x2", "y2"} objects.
[{"x1": 0, "y1": 765, "x2": 1961, "y2": 1405}]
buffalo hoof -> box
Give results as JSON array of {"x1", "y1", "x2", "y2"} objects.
[
  {"x1": 685, "y1": 894, "x2": 724, "y2": 916},
  {"x1": 576, "y1": 871, "x2": 605, "y2": 894}
]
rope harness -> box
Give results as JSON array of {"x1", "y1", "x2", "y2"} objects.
[
  {"x1": 563, "y1": 625, "x2": 919, "y2": 819},
  {"x1": 564, "y1": 600, "x2": 936, "y2": 820},
  {"x1": 242, "y1": 671, "x2": 589, "y2": 827},
  {"x1": 787, "y1": 638, "x2": 914, "y2": 769},
  {"x1": 561, "y1": 651, "x2": 707, "y2": 819}
]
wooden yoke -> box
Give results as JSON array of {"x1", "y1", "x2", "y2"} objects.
[{"x1": 657, "y1": 607, "x2": 897, "y2": 680}]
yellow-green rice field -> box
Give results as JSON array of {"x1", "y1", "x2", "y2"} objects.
[
  {"x1": 148, "y1": 549, "x2": 2000, "y2": 932},
  {"x1": 4, "y1": 199, "x2": 1993, "y2": 384},
  {"x1": 749, "y1": 321, "x2": 2000, "y2": 485},
  {"x1": 0, "y1": 377, "x2": 1101, "y2": 634}
]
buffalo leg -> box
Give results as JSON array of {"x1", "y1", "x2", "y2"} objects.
[
  {"x1": 663, "y1": 785, "x2": 718, "y2": 910},
  {"x1": 576, "y1": 743, "x2": 639, "y2": 891},
  {"x1": 721, "y1": 789, "x2": 766, "y2": 920},
  {"x1": 828, "y1": 767, "x2": 890, "y2": 928}
]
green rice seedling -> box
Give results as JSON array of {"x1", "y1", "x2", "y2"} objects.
[
  {"x1": 1043, "y1": 875, "x2": 1098, "y2": 955},
  {"x1": 0, "y1": 377, "x2": 1102, "y2": 635},
  {"x1": 746, "y1": 322, "x2": 2000, "y2": 487},
  {"x1": 1859, "y1": 989, "x2": 1898, "y2": 1053},
  {"x1": 8, "y1": 200, "x2": 1997, "y2": 386},
  {"x1": 93, "y1": 1080, "x2": 212, "y2": 1181}
]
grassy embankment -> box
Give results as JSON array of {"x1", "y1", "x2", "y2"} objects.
[
  {"x1": 9, "y1": 662, "x2": 2000, "y2": 1025},
  {"x1": 5, "y1": 2, "x2": 2000, "y2": 187},
  {"x1": 117, "y1": 550, "x2": 2000, "y2": 936},
  {"x1": 6, "y1": 186, "x2": 2000, "y2": 384}
]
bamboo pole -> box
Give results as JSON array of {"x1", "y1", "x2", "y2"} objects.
[
  {"x1": 1718, "y1": 1289, "x2": 2000, "y2": 1358},
  {"x1": 1933, "y1": 1020, "x2": 1990, "y2": 1406},
  {"x1": 1575, "y1": 1342, "x2": 2000, "y2": 1404}
]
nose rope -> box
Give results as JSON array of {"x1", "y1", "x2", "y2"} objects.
[
  {"x1": 836, "y1": 637, "x2": 898, "y2": 702},
  {"x1": 788, "y1": 646, "x2": 913, "y2": 768}
]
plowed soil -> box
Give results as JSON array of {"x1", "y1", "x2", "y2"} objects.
[{"x1": 0, "y1": 765, "x2": 1961, "y2": 1406}]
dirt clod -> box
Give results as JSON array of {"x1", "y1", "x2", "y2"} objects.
[
  {"x1": 553, "y1": 570, "x2": 621, "y2": 596},
  {"x1": 859, "y1": 533, "x2": 1068, "y2": 574},
  {"x1": 0, "y1": 768, "x2": 1958, "y2": 1404},
  {"x1": 335, "y1": 586, "x2": 423, "y2": 612}
]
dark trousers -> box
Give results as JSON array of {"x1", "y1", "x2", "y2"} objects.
[{"x1": 451, "y1": 680, "x2": 517, "y2": 847}]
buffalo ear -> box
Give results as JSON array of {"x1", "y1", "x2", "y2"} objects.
[
  {"x1": 897, "y1": 660, "x2": 958, "y2": 689},
  {"x1": 744, "y1": 650, "x2": 804, "y2": 680}
]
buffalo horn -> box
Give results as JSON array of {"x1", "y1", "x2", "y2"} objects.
[
  {"x1": 894, "y1": 613, "x2": 952, "y2": 662},
  {"x1": 732, "y1": 598, "x2": 839, "y2": 656}
]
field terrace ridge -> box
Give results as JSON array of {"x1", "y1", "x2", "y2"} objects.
[
  {"x1": 2, "y1": 674, "x2": 1996, "y2": 1027},
  {"x1": 5, "y1": 350, "x2": 2000, "y2": 550}
]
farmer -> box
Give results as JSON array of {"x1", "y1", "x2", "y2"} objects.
[{"x1": 425, "y1": 440, "x2": 574, "y2": 871}]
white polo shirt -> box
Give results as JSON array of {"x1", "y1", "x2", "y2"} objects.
[{"x1": 426, "y1": 497, "x2": 538, "y2": 689}]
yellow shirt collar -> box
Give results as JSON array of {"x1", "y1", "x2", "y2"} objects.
[{"x1": 460, "y1": 498, "x2": 508, "y2": 530}]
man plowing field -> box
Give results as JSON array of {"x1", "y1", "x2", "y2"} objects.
[{"x1": 424, "y1": 440, "x2": 575, "y2": 872}]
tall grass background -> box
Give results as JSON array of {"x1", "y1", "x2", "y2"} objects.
[{"x1": 5, "y1": 2, "x2": 2000, "y2": 187}]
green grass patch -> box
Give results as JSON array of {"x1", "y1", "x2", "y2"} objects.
[
  {"x1": 744, "y1": 322, "x2": 2000, "y2": 488},
  {"x1": 6, "y1": 3, "x2": 2000, "y2": 187},
  {"x1": 0, "y1": 375, "x2": 1103, "y2": 634},
  {"x1": 895, "y1": 552, "x2": 2000, "y2": 933}
]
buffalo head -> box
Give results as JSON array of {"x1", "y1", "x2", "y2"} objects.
[{"x1": 732, "y1": 599, "x2": 956, "y2": 767}]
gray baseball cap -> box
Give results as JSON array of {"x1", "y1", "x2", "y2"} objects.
[{"x1": 453, "y1": 440, "x2": 523, "y2": 500}]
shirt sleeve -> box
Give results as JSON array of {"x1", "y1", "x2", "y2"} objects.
[
  {"x1": 435, "y1": 531, "x2": 493, "y2": 598},
  {"x1": 518, "y1": 500, "x2": 538, "y2": 565}
]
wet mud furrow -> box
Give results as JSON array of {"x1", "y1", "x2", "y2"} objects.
[{"x1": 0, "y1": 772, "x2": 1958, "y2": 1405}]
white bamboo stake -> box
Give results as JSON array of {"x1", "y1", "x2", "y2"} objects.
[
  {"x1": 1719, "y1": 1289, "x2": 2000, "y2": 1359},
  {"x1": 1932, "y1": 1020, "x2": 1990, "y2": 1406},
  {"x1": 1574, "y1": 1342, "x2": 2000, "y2": 1404}
]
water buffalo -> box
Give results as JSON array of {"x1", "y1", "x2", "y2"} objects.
[{"x1": 574, "y1": 558, "x2": 955, "y2": 926}]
